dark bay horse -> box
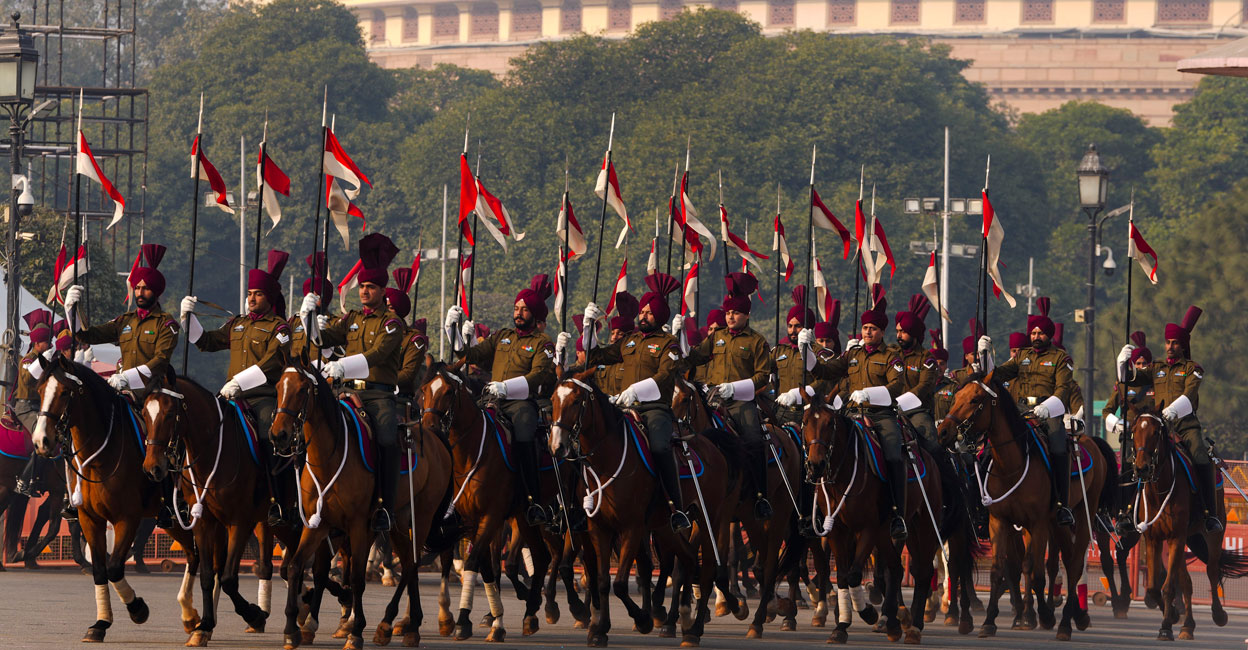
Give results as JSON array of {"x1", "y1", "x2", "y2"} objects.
[
  {"x1": 1129, "y1": 405, "x2": 1247, "y2": 640},
  {"x1": 0, "y1": 416, "x2": 67, "y2": 568},
  {"x1": 30, "y1": 354, "x2": 199, "y2": 642},
  {"x1": 549, "y1": 368, "x2": 745, "y2": 647},
  {"x1": 937, "y1": 373, "x2": 1110, "y2": 641},
  {"x1": 141, "y1": 376, "x2": 303, "y2": 645},
  {"x1": 802, "y1": 397, "x2": 944, "y2": 644}
]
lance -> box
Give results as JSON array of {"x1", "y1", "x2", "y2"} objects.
[
  {"x1": 254, "y1": 111, "x2": 270, "y2": 270},
  {"x1": 719, "y1": 170, "x2": 729, "y2": 276},
  {"x1": 586, "y1": 114, "x2": 616, "y2": 352},
  {"x1": 181, "y1": 93, "x2": 206, "y2": 375},
  {"x1": 449, "y1": 117, "x2": 470, "y2": 353},
  {"x1": 774, "y1": 183, "x2": 782, "y2": 352},
  {"x1": 664, "y1": 161, "x2": 680, "y2": 319},
  {"x1": 853, "y1": 166, "x2": 864, "y2": 326},
  {"x1": 802, "y1": 145, "x2": 816, "y2": 391},
  {"x1": 71, "y1": 89, "x2": 85, "y2": 330},
  {"x1": 559, "y1": 156, "x2": 570, "y2": 354},
  {"x1": 977, "y1": 156, "x2": 991, "y2": 368},
  {"x1": 868, "y1": 183, "x2": 877, "y2": 307},
  {"x1": 1119, "y1": 192, "x2": 1135, "y2": 473},
  {"x1": 413, "y1": 236, "x2": 423, "y2": 312},
  {"x1": 310, "y1": 87, "x2": 328, "y2": 313},
  {"x1": 468, "y1": 145, "x2": 483, "y2": 318}
]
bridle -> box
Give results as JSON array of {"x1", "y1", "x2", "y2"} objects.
[
  {"x1": 1132, "y1": 413, "x2": 1168, "y2": 483},
  {"x1": 419, "y1": 369, "x2": 463, "y2": 444},
  {"x1": 142, "y1": 387, "x2": 189, "y2": 473},
  {"x1": 274, "y1": 367, "x2": 316, "y2": 457},
  {"x1": 943, "y1": 380, "x2": 998, "y2": 449},
  {"x1": 804, "y1": 402, "x2": 851, "y2": 483},
  {"x1": 551, "y1": 377, "x2": 597, "y2": 460}
]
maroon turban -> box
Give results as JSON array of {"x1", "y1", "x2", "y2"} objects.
[
  {"x1": 860, "y1": 284, "x2": 888, "y2": 330},
  {"x1": 385, "y1": 267, "x2": 417, "y2": 320},
  {"x1": 411, "y1": 318, "x2": 428, "y2": 335},
  {"x1": 247, "y1": 249, "x2": 290, "y2": 316},
  {"x1": 721, "y1": 272, "x2": 757, "y2": 315},
  {"x1": 302, "y1": 252, "x2": 333, "y2": 298},
  {"x1": 786, "y1": 285, "x2": 817, "y2": 329},
  {"x1": 54, "y1": 320, "x2": 73, "y2": 352},
  {"x1": 640, "y1": 273, "x2": 678, "y2": 325},
  {"x1": 516, "y1": 274, "x2": 553, "y2": 324},
  {"x1": 895, "y1": 294, "x2": 931, "y2": 343},
  {"x1": 1053, "y1": 322, "x2": 1066, "y2": 351},
  {"x1": 610, "y1": 291, "x2": 639, "y2": 333},
  {"x1": 130, "y1": 243, "x2": 168, "y2": 298},
  {"x1": 929, "y1": 329, "x2": 948, "y2": 362},
  {"x1": 356, "y1": 233, "x2": 399, "y2": 287},
  {"x1": 1128, "y1": 330, "x2": 1152, "y2": 365},
  {"x1": 1164, "y1": 306, "x2": 1201, "y2": 354},
  {"x1": 1026, "y1": 296, "x2": 1055, "y2": 339},
  {"x1": 23, "y1": 309, "x2": 53, "y2": 345},
  {"x1": 706, "y1": 309, "x2": 727, "y2": 329},
  {"x1": 1008, "y1": 332, "x2": 1027, "y2": 349}
]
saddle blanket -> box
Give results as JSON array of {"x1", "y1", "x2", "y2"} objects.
[
  {"x1": 851, "y1": 419, "x2": 926, "y2": 484},
  {"x1": 624, "y1": 413, "x2": 704, "y2": 478},
  {"x1": 0, "y1": 421, "x2": 31, "y2": 459},
  {"x1": 1172, "y1": 443, "x2": 1223, "y2": 491},
  {"x1": 484, "y1": 408, "x2": 562, "y2": 473},
  {"x1": 1023, "y1": 421, "x2": 1093, "y2": 478},
  {"x1": 339, "y1": 400, "x2": 416, "y2": 476},
  {"x1": 712, "y1": 409, "x2": 794, "y2": 467}
]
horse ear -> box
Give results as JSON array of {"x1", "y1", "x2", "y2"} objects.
[
  {"x1": 983, "y1": 369, "x2": 995, "y2": 386},
  {"x1": 573, "y1": 367, "x2": 597, "y2": 384}
]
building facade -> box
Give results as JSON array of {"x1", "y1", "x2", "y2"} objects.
[{"x1": 344, "y1": 0, "x2": 1248, "y2": 124}]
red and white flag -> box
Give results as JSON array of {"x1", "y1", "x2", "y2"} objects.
[
  {"x1": 720, "y1": 206, "x2": 768, "y2": 272},
  {"x1": 457, "y1": 154, "x2": 478, "y2": 245},
  {"x1": 812, "y1": 257, "x2": 833, "y2": 321},
  {"x1": 458, "y1": 254, "x2": 474, "y2": 317},
  {"x1": 336, "y1": 259, "x2": 363, "y2": 314},
  {"x1": 323, "y1": 127, "x2": 370, "y2": 199},
  {"x1": 410, "y1": 250, "x2": 422, "y2": 286},
  {"x1": 76, "y1": 104, "x2": 126, "y2": 229},
  {"x1": 556, "y1": 192, "x2": 587, "y2": 257},
  {"x1": 864, "y1": 214, "x2": 896, "y2": 287},
  {"x1": 681, "y1": 261, "x2": 699, "y2": 316},
  {"x1": 854, "y1": 199, "x2": 868, "y2": 260},
  {"x1": 553, "y1": 251, "x2": 570, "y2": 324},
  {"x1": 981, "y1": 189, "x2": 1017, "y2": 308},
  {"x1": 921, "y1": 252, "x2": 950, "y2": 322},
  {"x1": 679, "y1": 173, "x2": 716, "y2": 262},
  {"x1": 256, "y1": 143, "x2": 290, "y2": 231},
  {"x1": 594, "y1": 155, "x2": 632, "y2": 248},
  {"x1": 773, "y1": 214, "x2": 793, "y2": 281},
  {"x1": 606, "y1": 258, "x2": 628, "y2": 315},
  {"x1": 1127, "y1": 221, "x2": 1158, "y2": 284},
  {"x1": 191, "y1": 135, "x2": 233, "y2": 214},
  {"x1": 811, "y1": 187, "x2": 851, "y2": 259},
  {"x1": 646, "y1": 238, "x2": 658, "y2": 275},
  {"x1": 47, "y1": 244, "x2": 89, "y2": 305},
  {"x1": 475, "y1": 176, "x2": 525, "y2": 251},
  {"x1": 326, "y1": 176, "x2": 365, "y2": 247}
]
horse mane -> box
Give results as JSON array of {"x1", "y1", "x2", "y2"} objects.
[
  {"x1": 309, "y1": 368, "x2": 341, "y2": 425},
  {"x1": 964, "y1": 370, "x2": 1030, "y2": 446},
  {"x1": 425, "y1": 360, "x2": 485, "y2": 395},
  {"x1": 55, "y1": 357, "x2": 123, "y2": 416}
]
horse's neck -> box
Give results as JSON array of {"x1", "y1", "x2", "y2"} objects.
[
  {"x1": 583, "y1": 403, "x2": 626, "y2": 472},
  {"x1": 447, "y1": 389, "x2": 487, "y2": 468},
  {"x1": 985, "y1": 408, "x2": 1027, "y2": 470},
  {"x1": 183, "y1": 393, "x2": 229, "y2": 473},
  {"x1": 830, "y1": 416, "x2": 864, "y2": 485},
  {"x1": 70, "y1": 394, "x2": 131, "y2": 472},
  {"x1": 305, "y1": 394, "x2": 346, "y2": 468}
]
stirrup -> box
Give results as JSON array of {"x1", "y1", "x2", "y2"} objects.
[
  {"x1": 61, "y1": 503, "x2": 78, "y2": 522},
  {"x1": 568, "y1": 506, "x2": 588, "y2": 533},
  {"x1": 670, "y1": 509, "x2": 692, "y2": 532},
  {"x1": 156, "y1": 504, "x2": 175, "y2": 529},
  {"x1": 1114, "y1": 515, "x2": 1134, "y2": 537},
  {"x1": 372, "y1": 507, "x2": 393, "y2": 532},
  {"x1": 14, "y1": 479, "x2": 38, "y2": 498},
  {"x1": 753, "y1": 496, "x2": 773, "y2": 521},
  {"x1": 267, "y1": 503, "x2": 287, "y2": 527},
  {"x1": 1204, "y1": 514, "x2": 1224, "y2": 534},
  {"x1": 1056, "y1": 505, "x2": 1075, "y2": 527},
  {"x1": 890, "y1": 515, "x2": 908, "y2": 542},
  {"x1": 526, "y1": 502, "x2": 549, "y2": 526}
]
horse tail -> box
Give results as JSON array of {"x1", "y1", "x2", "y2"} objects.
[
  {"x1": 1089, "y1": 435, "x2": 1120, "y2": 515},
  {"x1": 1216, "y1": 549, "x2": 1248, "y2": 579},
  {"x1": 699, "y1": 426, "x2": 743, "y2": 483}
]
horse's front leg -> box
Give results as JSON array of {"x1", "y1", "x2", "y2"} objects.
[
  {"x1": 221, "y1": 523, "x2": 268, "y2": 632},
  {"x1": 586, "y1": 526, "x2": 614, "y2": 647},
  {"x1": 345, "y1": 525, "x2": 371, "y2": 650},
  {"x1": 282, "y1": 527, "x2": 328, "y2": 649},
  {"x1": 79, "y1": 513, "x2": 115, "y2": 642}
]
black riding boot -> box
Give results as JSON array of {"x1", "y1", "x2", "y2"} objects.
[
  {"x1": 16, "y1": 454, "x2": 48, "y2": 497},
  {"x1": 1194, "y1": 463, "x2": 1224, "y2": 533},
  {"x1": 753, "y1": 452, "x2": 773, "y2": 521},
  {"x1": 515, "y1": 441, "x2": 548, "y2": 526},
  {"x1": 1050, "y1": 451, "x2": 1075, "y2": 527},
  {"x1": 656, "y1": 450, "x2": 691, "y2": 531},
  {"x1": 372, "y1": 450, "x2": 400, "y2": 532},
  {"x1": 262, "y1": 441, "x2": 288, "y2": 527},
  {"x1": 156, "y1": 475, "x2": 177, "y2": 529},
  {"x1": 886, "y1": 460, "x2": 909, "y2": 542}
]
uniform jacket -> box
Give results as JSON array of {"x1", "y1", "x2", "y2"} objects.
[{"x1": 321, "y1": 308, "x2": 405, "y2": 385}]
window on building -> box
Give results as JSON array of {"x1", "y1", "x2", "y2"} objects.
[
  {"x1": 828, "y1": 0, "x2": 856, "y2": 25},
  {"x1": 1157, "y1": 0, "x2": 1209, "y2": 23},
  {"x1": 661, "y1": 0, "x2": 684, "y2": 19},
  {"x1": 712, "y1": 0, "x2": 738, "y2": 10},
  {"x1": 562, "y1": 0, "x2": 583, "y2": 32},
  {"x1": 769, "y1": 0, "x2": 795, "y2": 25},
  {"x1": 470, "y1": 2, "x2": 499, "y2": 39},
  {"x1": 512, "y1": 0, "x2": 542, "y2": 36},
  {"x1": 1092, "y1": 0, "x2": 1124, "y2": 22},
  {"x1": 891, "y1": 0, "x2": 920, "y2": 23},
  {"x1": 609, "y1": 0, "x2": 631, "y2": 30},
  {"x1": 371, "y1": 10, "x2": 385, "y2": 43},
  {"x1": 1021, "y1": 0, "x2": 1053, "y2": 23},
  {"x1": 434, "y1": 4, "x2": 460, "y2": 39},
  {"x1": 955, "y1": 0, "x2": 984, "y2": 22},
  {"x1": 403, "y1": 7, "x2": 420, "y2": 41}
]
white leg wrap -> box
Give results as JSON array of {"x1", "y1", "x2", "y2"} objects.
[
  {"x1": 178, "y1": 566, "x2": 197, "y2": 620},
  {"x1": 715, "y1": 587, "x2": 725, "y2": 605},
  {"x1": 258, "y1": 578, "x2": 272, "y2": 613},
  {"x1": 111, "y1": 577, "x2": 136, "y2": 605},
  {"x1": 439, "y1": 577, "x2": 451, "y2": 607},
  {"x1": 850, "y1": 585, "x2": 867, "y2": 612},
  {"x1": 459, "y1": 570, "x2": 477, "y2": 611},
  {"x1": 302, "y1": 614, "x2": 319, "y2": 633},
  {"x1": 815, "y1": 600, "x2": 828, "y2": 617},
  {"x1": 522, "y1": 547, "x2": 535, "y2": 576},
  {"x1": 837, "y1": 588, "x2": 852, "y2": 624},
  {"x1": 95, "y1": 583, "x2": 114, "y2": 623},
  {"x1": 484, "y1": 581, "x2": 505, "y2": 619}
]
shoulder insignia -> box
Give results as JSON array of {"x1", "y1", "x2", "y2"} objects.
[
  {"x1": 166, "y1": 320, "x2": 180, "y2": 333},
  {"x1": 922, "y1": 358, "x2": 936, "y2": 369},
  {"x1": 669, "y1": 351, "x2": 679, "y2": 361},
  {"x1": 1193, "y1": 368, "x2": 1203, "y2": 379},
  {"x1": 276, "y1": 331, "x2": 290, "y2": 345},
  {"x1": 385, "y1": 323, "x2": 398, "y2": 335}
]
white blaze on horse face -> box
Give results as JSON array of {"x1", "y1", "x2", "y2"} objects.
[
  {"x1": 32, "y1": 375, "x2": 61, "y2": 453},
  {"x1": 144, "y1": 398, "x2": 162, "y2": 428}
]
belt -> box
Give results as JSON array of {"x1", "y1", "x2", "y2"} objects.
[
  {"x1": 1023, "y1": 396, "x2": 1039, "y2": 406},
  {"x1": 343, "y1": 380, "x2": 396, "y2": 392}
]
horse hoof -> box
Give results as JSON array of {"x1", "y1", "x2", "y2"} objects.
[
  {"x1": 904, "y1": 628, "x2": 921, "y2": 644},
  {"x1": 545, "y1": 604, "x2": 560, "y2": 625},
  {"x1": 573, "y1": 619, "x2": 587, "y2": 630},
  {"x1": 1039, "y1": 610, "x2": 1055, "y2": 630},
  {"x1": 1114, "y1": 608, "x2": 1129, "y2": 620},
  {"x1": 886, "y1": 624, "x2": 903, "y2": 642},
  {"x1": 679, "y1": 635, "x2": 700, "y2": 647},
  {"x1": 374, "y1": 621, "x2": 393, "y2": 646},
  {"x1": 485, "y1": 627, "x2": 505, "y2": 643},
  {"x1": 301, "y1": 630, "x2": 316, "y2": 645},
  {"x1": 811, "y1": 614, "x2": 826, "y2": 628},
  {"x1": 127, "y1": 597, "x2": 150, "y2": 624},
  {"x1": 479, "y1": 613, "x2": 495, "y2": 628},
  {"x1": 898, "y1": 606, "x2": 912, "y2": 628},
  {"x1": 344, "y1": 633, "x2": 364, "y2": 650},
  {"x1": 185, "y1": 630, "x2": 210, "y2": 647},
  {"x1": 523, "y1": 615, "x2": 540, "y2": 636},
  {"x1": 1157, "y1": 628, "x2": 1173, "y2": 641},
  {"x1": 333, "y1": 625, "x2": 350, "y2": 639},
  {"x1": 944, "y1": 615, "x2": 957, "y2": 627},
  {"x1": 780, "y1": 618, "x2": 796, "y2": 632},
  {"x1": 1213, "y1": 608, "x2": 1228, "y2": 627},
  {"x1": 453, "y1": 624, "x2": 473, "y2": 641},
  {"x1": 733, "y1": 601, "x2": 750, "y2": 622},
  {"x1": 860, "y1": 606, "x2": 879, "y2": 626},
  {"x1": 715, "y1": 602, "x2": 730, "y2": 617},
  {"x1": 634, "y1": 613, "x2": 653, "y2": 635},
  {"x1": 283, "y1": 633, "x2": 301, "y2": 649},
  {"x1": 776, "y1": 596, "x2": 795, "y2": 617},
  {"x1": 978, "y1": 624, "x2": 996, "y2": 638},
  {"x1": 869, "y1": 584, "x2": 883, "y2": 606},
  {"x1": 382, "y1": 576, "x2": 398, "y2": 587},
  {"x1": 1056, "y1": 626, "x2": 1072, "y2": 642},
  {"x1": 746, "y1": 625, "x2": 762, "y2": 639},
  {"x1": 402, "y1": 631, "x2": 419, "y2": 647},
  {"x1": 438, "y1": 616, "x2": 453, "y2": 637},
  {"x1": 246, "y1": 621, "x2": 266, "y2": 634},
  {"x1": 183, "y1": 614, "x2": 202, "y2": 634},
  {"x1": 1178, "y1": 628, "x2": 1194, "y2": 640},
  {"x1": 1075, "y1": 611, "x2": 1090, "y2": 631},
  {"x1": 924, "y1": 609, "x2": 936, "y2": 623},
  {"x1": 958, "y1": 617, "x2": 973, "y2": 635},
  {"x1": 587, "y1": 633, "x2": 608, "y2": 647},
  {"x1": 659, "y1": 624, "x2": 676, "y2": 638},
  {"x1": 827, "y1": 628, "x2": 848, "y2": 644}
]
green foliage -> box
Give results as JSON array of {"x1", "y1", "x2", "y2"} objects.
[
  {"x1": 16, "y1": 208, "x2": 126, "y2": 326},
  {"x1": 1150, "y1": 75, "x2": 1248, "y2": 220}
]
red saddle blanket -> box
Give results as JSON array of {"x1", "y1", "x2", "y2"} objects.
[
  {"x1": 624, "y1": 412, "x2": 704, "y2": 478},
  {"x1": 483, "y1": 408, "x2": 561, "y2": 473},
  {"x1": 339, "y1": 400, "x2": 415, "y2": 476},
  {"x1": 0, "y1": 420, "x2": 31, "y2": 460}
]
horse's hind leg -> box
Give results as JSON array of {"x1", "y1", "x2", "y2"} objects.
[
  {"x1": 221, "y1": 524, "x2": 268, "y2": 633},
  {"x1": 437, "y1": 550, "x2": 454, "y2": 636},
  {"x1": 251, "y1": 523, "x2": 275, "y2": 628},
  {"x1": 1207, "y1": 540, "x2": 1229, "y2": 627},
  {"x1": 103, "y1": 517, "x2": 150, "y2": 627}
]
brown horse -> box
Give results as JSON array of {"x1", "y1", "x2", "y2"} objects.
[
  {"x1": 1128, "y1": 405, "x2": 1247, "y2": 640},
  {"x1": 417, "y1": 361, "x2": 554, "y2": 641},
  {"x1": 270, "y1": 361, "x2": 434, "y2": 649},
  {"x1": 141, "y1": 376, "x2": 304, "y2": 645},
  {"x1": 0, "y1": 421, "x2": 67, "y2": 568},
  {"x1": 937, "y1": 373, "x2": 1109, "y2": 641},
  {"x1": 548, "y1": 368, "x2": 745, "y2": 647},
  {"x1": 29, "y1": 353, "x2": 200, "y2": 642},
  {"x1": 802, "y1": 397, "x2": 944, "y2": 644},
  {"x1": 669, "y1": 375, "x2": 803, "y2": 638}
]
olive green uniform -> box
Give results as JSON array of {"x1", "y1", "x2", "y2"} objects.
[
  {"x1": 894, "y1": 344, "x2": 941, "y2": 446},
  {"x1": 76, "y1": 308, "x2": 180, "y2": 399},
  {"x1": 770, "y1": 340, "x2": 808, "y2": 426},
  {"x1": 194, "y1": 312, "x2": 291, "y2": 438},
  {"x1": 397, "y1": 331, "x2": 429, "y2": 396},
  {"x1": 13, "y1": 353, "x2": 41, "y2": 433},
  {"x1": 1130, "y1": 358, "x2": 1205, "y2": 463},
  {"x1": 992, "y1": 345, "x2": 1075, "y2": 452}
]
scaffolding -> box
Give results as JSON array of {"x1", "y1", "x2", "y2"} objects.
[{"x1": 0, "y1": 0, "x2": 146, "y2": 270}]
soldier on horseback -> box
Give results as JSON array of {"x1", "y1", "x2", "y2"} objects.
[
  {"x1": 180, "y1": 249, "x2": 292, "y2": 526},
  {"x1": 977, "y1": 296, "x2": 1077, "y2": 527},
  {"x1": 892, "y1": 296, "x2": 941, "y2": 448},
  {"x1": 678, "y1": 272, "x2": 774, "y2": 521},
  {"x1": 772, "y1": 286, "x2": 819, "y2": 426},
  {"x1": 302, "y1": 233, "x2": 405, "y2": 532},
  {"x1": 1118, "y1": 306, "x2": 1221, "y2": 533},
  {"x1": 385, "y1": 268, "x2": 427, "y2": 397},
  {"x1": 288, "y1": 252, "x2": 334, "y2": 362},
  {"x1": 571, "y1": 272, "x2": 692, "y2": 532},
  {"x1": 446, "y1": 275, "x2": 558, "y2": 526},
  {"x1": 14, "y1": 310, "x2": 56, "y2": 498}
]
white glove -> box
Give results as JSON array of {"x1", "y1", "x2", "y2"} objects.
[
  {"x1": 321, "y1": 360, "x2": 345, "y2": 380},
  {"x1": 714, "y1": 383, "x2": 734, "y2": 400},
  {"x1": 583, "y1": 302, "x2": 604, "y2": 324},
  {"x1": 1161, "y1": 405, "x2": 1179, "y2": 422},
  {"x1": 485, "y1": 381, "x2": 507, "y2": 399},
  {"x1": 1110, "y1": 420, "x2": 1124, "y2": 437},
  {"x1": 845, "y1": 338, "x2": 863, "y2": 352},
  {"x1": 444, "y1": 306, "x2": 464, "y2": 331},
  {"x1": 64, "y1": 285, "x2": 85, "y2": 311},
  {"x1": 316, "y1": 314, "x2": 330, "y2": 330},
  {"x1": 73, "y1": 349, "x2": 87, "y2": 364},
  {"x1": 180, "y1": 296, "x2": 197, "y2": 320},
  {"x1": 555, "y1": 331, "x2": 572, "y2": 360},
  {"x1": 82, "y1": 347, "x2": 95, "y2": 363},
  {"x1": 776, "y1": 387, "x2": 801, "y2": 407},
  {"x1": 299, "y1": 292, "x2": 320, "y2": 317},
  {"x1": 1033, "y1": 403, "x2": 1051, "y2": 420},
  {"x1": 461, "y1": 319, "x2": 476, "y2": 343},
  {"x1": 615, "y1": 385, "x2": 639, "y2": 407},
  {"x1": 1117, "y1": 344, "x2": 1136, "y2": 366},
  {"x1": 977, "y1": 336, "x2": 992, "y2": 356},
  {"x1": 219, "y1": 379, "x2": 241, "y2": 400},
  {"x1": 797, "y1": 329, "x2": 813, "y2": 347},
  {"x1": 107, "y1": 373, "x2": 129, "y2": 391},
  {"x1": 849, "y1": 389, "x2": 869, "y2": 405},
  {"x1": 671, "y1": 314, "x2": 685, "y2": 334}
]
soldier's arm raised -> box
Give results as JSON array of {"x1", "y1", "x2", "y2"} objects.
[
  {"x1": 73, "y1": 317, "x2": 122, "y2": 345},
  {"x1": 193, "y1": 317, "x2": 234, "y2": 353}
]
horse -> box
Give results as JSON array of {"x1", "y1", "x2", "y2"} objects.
[
  {"x1": 936, "y1": 373, "x2": 1110, "y2": 641},
  {"x1": 801, "y1": 395, "x2": 945, "y2": 644},
  {"x1": 0, "y1": 413, "x2": 67, "y2": 568},
  {"x1": 669, "y1": 374, "x2": 805, "y2": 638},
  {"x1": 1128, "y1": 403, "x2": 1248, "y2": 640},
  {"x1": 416, "y1": 361, "x2": 555, "y2": 642},
  {"x1": 29, "y1": 353, "x2": 200, "y2": 642},
  {"x1": 548, "y1": 367, "x2": 745, "y2": 647},
  {"x1": 270, "y1": 359, "x2": 437, "y2": 649},
  {"x1": 140, "y1": 375, "x2": 305, "y2": 645}
]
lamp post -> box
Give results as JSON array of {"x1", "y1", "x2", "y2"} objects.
[{"x1": 1076, "y1": 144, "x2": 1109, "y2": 436}]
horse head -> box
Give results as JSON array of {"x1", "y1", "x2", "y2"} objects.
[
  {"x1": 140, "y1": 377, "x2": 187, "y2": 483},
  {"x1": 936, "y1": 371, "x2": 999, "y2": 449},
  {"x1": 801, "y1": 391, "x2": 843, "y2": 483},
  {"x1": 31, "y1": 353, "x2": 85, "y2": 457},
  {"x1": 272, "y1": 363, "x2": 318, "y2": 455},
  {"x1": 1131, "y1": 406, "x2": 1166, "y2": 483},
  {"x1": 419, "y1": 360, "x2": 469, "y2": 444},
  {"x1": 671, "y1": 374, "x2": 710, "y2": 435},
  {"x1": 549, "y1": 367, "x2": 600, "y2": 459}
]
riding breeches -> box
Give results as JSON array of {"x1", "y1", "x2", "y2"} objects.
[
  {"x1": 865, "y1": 407, "x2": 904, "y2": 462},
  {"x1": 353, "y1": 389, "x2": 399, "y2": 449},
  {"x1": 724, "y1": 399, "x2": 764, "y2": 449},
  {"x1": 242, "y1": 391, "x2": 277, "y2": 441},
  {"x1": 775, "y1": 405, "x2": 802, "y2": 428},
  {"x1": 904, "y1": 410, "x2": 937, "y2": 449},
  {"x1": 1042, "y1": 415, "x2": 1066, "y2": 454},
  {"x1": 634, "y1": 402, "x2": 675, "y2": 454},
  {"x1": 1172, "y1": 415, "x2": 1209, "y2": 466},
  {"x1": 499, "y1": 399, "x2": 540, "y2": 443},
  {"x1": 13, "y1": 398, "x2": 37, "y2": 434}
]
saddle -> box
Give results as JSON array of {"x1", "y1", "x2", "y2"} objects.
[
  {"x1": 848, "y1": 417, "x2": 926, "y2": 484},
  {"x1": 332, "y1": 396, "x2": 415, "y2": 476},
  {"x1": 714, "y1": 404, "x2": 792, "y2": 467},
  {"x1": 1016, "y1": 418, "x2": 1093, "y2": 478},
  {"x1": 621, "y1": 411, "x2": 704, "y2": 479},
  {"x1": 1170, "y1": 442, "x2": 1223, "y2": 491},
  {"x1": 483, "y1": 406, "x2": 562, "y2": 473}
]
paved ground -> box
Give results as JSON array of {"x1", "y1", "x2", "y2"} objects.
[{"x1": 0, "y1": 567, "x2": 1245, "y2": 649}]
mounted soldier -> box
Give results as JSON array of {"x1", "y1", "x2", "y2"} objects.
[
  {"x1": 181, "y1": 249, "x2": 292, "y2": 526},
  {"x1": 385, "y1": 267, "x2": 428, "y2": 399},
  {"x1": 893, "y1": 295, "x2": 941, "y2": 448},
  {"x1": 772, "y1": 286, "x2": 819, "y2": 426},
  {"x1": 930, "y1": 330, "x2": 957, "y2": 423},
  {"x1": 289, "y1": 252, "x2": 334, "y2": 362}
]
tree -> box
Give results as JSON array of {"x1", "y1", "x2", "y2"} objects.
[{"x1": 1150, "y1": 75, "x2": 1248, "y2": 220}]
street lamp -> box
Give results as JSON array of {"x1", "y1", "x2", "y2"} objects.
[
  {"x1": 1076, "y1": 144, "x2": 1109, "y2": 436},
  {"x1": 0, "y1": 13, "x2": 38, "y2": 403}
]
